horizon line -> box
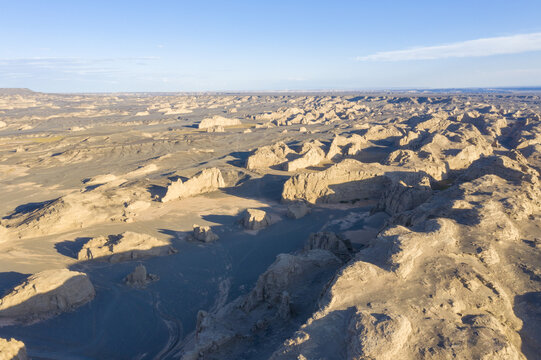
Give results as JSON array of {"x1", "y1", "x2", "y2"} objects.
[{"x1": 3, "y1": 86, "x2": 541, "y2": 95}]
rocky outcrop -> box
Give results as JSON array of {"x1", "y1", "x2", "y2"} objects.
[
  {"x1": 246, "y1": 142, "x2": 293, "y2": 170},
  {"x1": 326, "y1": 134, "x2": 366, "y2": 160},
  {"x1": 282, "y1": 159, "x2": 386, "y2": 204},
  {"x1": 282, "y1": 159, "x2": 423, "y2": 204},
  {"x1": 242, "y1": 250, "x2": 341, "y2": 311},
  {"x1": 0, "y1": 269, "x2": 95, "y2": 325},
  {"x1": 305, "y1": 232, "x2": 353, "y2": 261},
  {"x1": 346, "y1": 309, "x2": 412, "y2": 360},
  {"x1": 198, "y1": 115, "x2": 241, "y2": 129},
  {"x1": 374, "y1": 176, "x2": 432, "y2": 215},
  {"x1": 286, "y1": 202, "x2": 310, "y2": 219},
  {"x1": 458, "y1": 111, "x2": 508, "y2": 138},
  {"x1": 271, "y1": 156, "x2": 541, "y2": 359},
  {"x1": 387, "y1": 123, "x2": 493, "y2": 180},
  {"x1": 361, "y1": 124, "x2": 403, "y2": 142},
  {"x1": 1, "y1": 184, "x2": 151, "y2": 239},
  {"x1": 162, "y1": 168, "x2": 225, "y2": 202},
  {"x1": 0, "y1": 338, "x2": 27, "y2": 360},
  {"x1": 77, "y1": 231, "x2": 177, "y2": 262},
  {"x1": 191, "y1": 224, "x2": 219, "y2": 242},
  {"x1": 124, "y1": 264, "x2": 159, "y2": 288},
  {"x1": 241, "y1": 208, "x2": 272, "y2": 230},
  {"x1": 180, "y1": 250, "x2": 341, "y2": 359},
  {"x1": 284, "y1": 146, "x2": 325, "y2": 171}
]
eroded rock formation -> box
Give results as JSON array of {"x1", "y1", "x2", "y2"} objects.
[
  {"x1": 162, "y1": 168, "x2": 225, "y2": 202},
  {"x1": 198, "y1": 115, "x2": 241, "y2": 129},
  {"x1": 191, "y1": 225, "x2": 219, "y2": 242},
  {"x1": 241, "y1": 208, "x2": 272, "y2": 230},
  {"x1": 124, "y1": 264, "x2": 159, "y2": 288},
  {"x1": 0, "y1": 269, "x2": 95, "y2": 325},
  {"x1": 0, "y1": 338, "x2": 27, "y2": 360}
]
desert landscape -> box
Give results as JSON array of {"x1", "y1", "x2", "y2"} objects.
[{"x1": 0, "y1": 88, "x2": 539, "y2": 359}]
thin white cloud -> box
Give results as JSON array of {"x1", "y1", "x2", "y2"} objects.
[
  {"x1": 0, "y1": 57, "x2": 159, "y2": 77},
  {"x1": 358, "y1": 32, "x2": 541, "y2": 61}
]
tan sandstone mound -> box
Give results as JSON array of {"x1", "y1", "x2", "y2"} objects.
[
  {"x1": 241, "y1": 208, "x2": 272, "y2": 230},
  {"x1": 246, "y1": 141, "x2": 293, "y2": 170},
  {"x1": 191, "y1": 225, "x2": 219, "y2": 242},
  {"x1": 198, "y1": 115, "x2": 241, "y2": 129},
  {"x1": 0, "y1": 269, "x2": 95, "y2": 325},
  {"x1": 0, "y1": 338, "x2": 27, "y2": 360},
  {"x1": 124, "y1": 264, "x2": 159, "y2": 288},
  {"x1": 282, "y1": 159, "x2": 422, "y2": 205},
  {"x1": 162, "y1": 167, "x2": 225, "y2": 202},
  {"x1": 284, "y1": 146, "x2": 325, "y2": 172},
  {"x1": 1, "y1": 184, "x2": 151, "y2": 239}
]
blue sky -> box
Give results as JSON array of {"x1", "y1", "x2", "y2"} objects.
[{"x1": 1, "y1": 0, "x2": 541, "y2": 92}]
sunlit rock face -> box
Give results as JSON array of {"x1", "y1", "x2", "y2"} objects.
[
  {"x1": 162, "y1": 167, "x2": 226, "y2": 202},
  {"x1": 0, "y1": 337, "x2": 27, "y2": 360}
]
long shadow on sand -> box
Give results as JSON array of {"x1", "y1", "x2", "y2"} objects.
[
  {"x1": 55, "y1": 237, "x2": 91, "y2": 259},
  {"x1": 0, "y1": 272, "x2": 30, "y2": 296},
  {"x1": 2, "y1": 199, "x2": 56, "y2": 220},
  {"x1": 225, "y1": 151, "x2": 251, "y2": 167}
]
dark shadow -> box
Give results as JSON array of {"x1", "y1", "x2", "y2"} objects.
[
  {"x1": 168, "y1": 175, "x2": 188, "y2": 182},
  {"x1": 406, "y1": 114, "x2": 436, "y2": 128},
  {"x1": 158, "y1": 228, "x2": 184, "y2": 239},
  {"x1": 370, "y1": 138, "x2": 398, "y2": 147},
  {"x1": 55, "y1": 237, "x2": 92, "y2": 259},
  {"x1": 459, "y1": 155, "x2": 534, "y2": 185},
  {"x1": 201, "y1": 214, "x2": 240, "y2": 228},
  {"x1": 0, "y1": 272, "x2": 30, "y2": 297},
  {"x1": 225, "y1": 151, "x2": 251, "y2": 167},
  {"x1": 514, "y1": 292, "x2": 541, "y2": 358},
  {"x1": 84, "y1": 183, "x2": 104, "y2": 192},
  {"x1": 221, "y1": 174, "x2": 289, "y2": 202},
  {"x1": 443, "y1": 148, "x2": 461, "y2": 156},
  {"x1": 2, "y1": 199, "x2": 57, "y2": 220},
  {"x1": 147, "y1": 184, "x2": 168, "y2": 199},
  {"x1": 346, "y1": 96, "x2": 366, "y2": 102},
  {"x1": 360, "y1": 145, "x2": 395, "y2": 162},
  {"x1": 389, "y1": 97, "x2": 416, "y2": 104},
  {"x1": 324, "y1": 176, "x2": 391, "y2": 204}
]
